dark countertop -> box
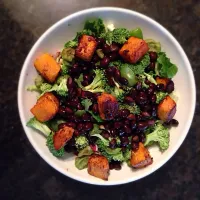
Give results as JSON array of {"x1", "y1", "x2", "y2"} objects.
[{"x1": 1, "y1": 0, "x2": 200, "y2": 199}]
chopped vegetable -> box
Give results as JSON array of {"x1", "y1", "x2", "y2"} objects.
[
  {"x1": 144, "y1": 123, "x2": 170, "y2": 150},
  {"x1": 119, "y1": 37, "x2": 149, "y2": 64},
  {"x1": 145, "y1": 39, "x2": 161, "y2": 52},
  {"x1": 34, "y1": 53, "x2": 61, "y2": 83},
  {"x1": 30, "y1": 92, "x2": 59, "y2": 122},
  {"x1": 75, "y1": 135, "x2": 89, "y2": 151},
  {"x1": 61, "y1": 48, "x2": 75, "y2": 62},
  {"x1": 156, "y1": 52, "x2": 178, "y2": 78},
  {"x1": 156, "y1": 91, "x2": 167, "y2": 104},
  {"x1": 129, "y1": 28, "x2": 143, "y2": 39}
]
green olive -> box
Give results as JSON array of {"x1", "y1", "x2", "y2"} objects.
[{"x1": 120, "y1": 66, "x2": 137, "y2": 86}]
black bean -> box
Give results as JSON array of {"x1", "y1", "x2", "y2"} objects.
[
  {"x1": 127, "y1": 114, "x2": 136, "y2": 121},
  {"x1": 114, "y1": 121, "x2": 122, "y2": 129},
  {"x1": 123, "y1": 119, "x2": 130, "y2": 125},
  {"x1": 130, "y1": 120, "x2": 137, "y2": 130},
  {"x1": 82, "y1": 113, "x2": 91, "y2": 122},
  {"x1": 58, "y1": 106, "x2": 66, "y2": 117},
  {"x1": 67, "y1": 77, "x2": 75, "y2": 90},
  {"x1": 110, "y1": 43, "x2": 120, "y2": 52},
  {"x1": 149, "y1": 52, "x2": 158, "y2": 62},
  {"x1": 110, "y1": 128, "x2": 117, "y2": 137},
  {"x1": 132, "y1": 135, "x2": 139, "y2": 142},
  {"x1": 77, "y1": 103, "x2": 84, "y2": 110},
  {"x1": 141, "y1": 104, "x2": 151, "y2": 112},
  {"x1": 132, "y1": 142, "x2": 139, "y2": 151},
  {"x1": 96, "y1": 38, "x2": 105, "y2": 46},
  {"x1": 100, "y1": 56, "x2": 110, "y2": 68},
  {"x1": 84, "y1": 122, "x2": 93, "y2": 131},
  {"x1": 105, "y1": 67, "x2": 114, "y2": 76},
  {"x1": 136, "y1": 92, "x2": 148, "y2": 105},
  {"x1": 124, "y1": 125, "x2": 131, "y2": 134},
  {"x1": 109, "y1": 139, "x2": 117, "y2": 149},
  {"x1": 166, "y1": 80, "x2": 174, "y2": 93},
  {"x1": 64, "y1": 122, "x2": 76, "y2": 129},
  {"x1": 120, "y1": 109, "x2": 130, "y2": 118},
  {"x1": 137, "y1": 121, "x2": 148, "y2": 131},
  {"x1": 156, "y1": 84, "x2": 165, "y2": 91},
  {"x1": 171, "y1": 119, "x2": 179, "y2": 126},
  {"x1": 119, "y1": 77, "x2": 128, "y2": 85},
  {"x1": 77, "y1": 123, "x2": 84, "y2": 131},
  {"x1": 107, "y1": 77, "x2": 116, "y2": 87},
  {"x1": 109, "y1": 53, "x2": 118, "y2": 61},
  {"x1": 124, "y1": 96, "x2": 134, "y2": 105},
  {"x1": 139, "y1": 133, "x2": 146, "y2": 143},
  {"x1": 141, "y1": 111, "x2": 151, "y2": 118},
  {"x1": 147, "y1": 87, "x2": 154, "y2": 95},
  {"x1": 145, "y1": 79, "x2": 151, "y2": 85},
  {"x1": 65, "y1": 107, "x2": 73, "y2": 115},
  {"x1": 114, "y1": 69, "x2": 121, "y2": 81},
  {"x1": 101, "y1": 130, "x2": 110, "y2": 139},
  {"x1": 147, "y1": 119, "x2": 155, "y2": 126},
  {"x1": 120, "y1": 136, "x2": 129, "y2": 147},
  {"x1": 129, "y1": 88, "x2": 138, "y2": 98},
  {"x1": 102, "y1": 43, "x2": 111, "y2": 54},
  {"x1": 150, "y1": 94, "x2": 157, "y2": 104}
]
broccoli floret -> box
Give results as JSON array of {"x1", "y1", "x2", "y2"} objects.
[
  {"x1": 145, "y1": 39, "x2": 161, "y2": 52},
  {"x1": 46, "y1": 133, "x2": 65, "y2": 157},
  {"x1": 84, "y1": 69, "x2": 106, "y2": 93},
  {"x1": 39, "y1": 76, "x2": 68, "y2": 97},
  {"x1": 143, "y1": 72, "x2": 157, "y2": 85},
  {"x1": 40, "y1": 83, "x2": 53, "y2": 92},
  {"x1": 123, "y1": 149, "x2": 131, "y2": 161},
  {"x1": 61, "y1": 48, "x2": 75, "y2": 62},
  {"x1": 100, "y1": 28, "x2": 130, "y2": 45},
  {"x1": 26, "y1": 117, "x2": 51, "y2": 137},
  {"x1": 93, "y1": 135, "x2": 124, "y2": 162},
  {"x1": 119, "y1": 104, "x2": 141, "y2": 115},
  {"x1": 144, "y1": 123, "x2": 170, "y2": 151},
  {"x1": 75, "y1": 135, "x2": 89, "y2": 151},
  {"x1": 64, "y1": 40, "x2": 78, "y2": 48},
  {"x1": 156, "y1": 91, "x2": 167, "y2": 104},
  {"x1": 35, "y1": 75, "x2": 44, "y2": 88},
  {"x1": 75, "y1": 70, "x2": 106, "y2": 93},
  {"x1": 27, "y1": 75, "x2": 45, "y2": 92},
  {"x1": 90, "y1": 124, "x2": 102, "y2": 135},
  {"x1": 112, "y1": 86, "x2": 126, "y2": 102},
  {"x1": 60, "y1": 60, "x2": 71, "y2": 75},
  {"x1": 84, "y1": 18, "x2": 106, "y2": 37}
]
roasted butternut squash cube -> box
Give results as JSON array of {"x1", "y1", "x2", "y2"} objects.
[
  {"x1": 156, "y1": 77, "x2": 170, "y2": 89},
  {"x1": 53, "y1": 126, "x2": 74, "y2": 150},
  {"x1": 30, "y1": 92, "x2": 59, "y2": 122},
  {"x1": 34, "y1": 53, "x2": 60, "y2": 83},
  {"x1": 97, "y1": 93, "x2": 118, "y2": 120},
  {"x1": 88, "y1": 155, "x2": 109, "y2": 181},
  {"x1": 75, "y1": 35, "x2": 97, "y2": 61},
  {"x1": 157, "y1": 95, "x2": 176, "y2": 122},
  {"x1": 131, "y1": 142, "x2": 153, "y2": 168},
  {"x1": 119, "y1": 37, "x2": 149, "y2": 63}
]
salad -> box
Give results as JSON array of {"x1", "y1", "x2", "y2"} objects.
[{"x1": 27, "y1": 18, "x2": 179, "y2": 181}]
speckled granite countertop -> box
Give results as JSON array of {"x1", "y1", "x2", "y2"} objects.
[{"x1": 0, "y1": 0, "x2": 200, "y2": 199}]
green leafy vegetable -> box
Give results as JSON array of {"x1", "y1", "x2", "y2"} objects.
[
  {"x1": 143, "y1": 72, "x2": 157, "y2": 85},
  {"x1": 75, "y1": 135, "x2": 89, "y2": 151},
  {"x1": 156, "y1": 91, "x2": 167, "y2": 104},
  {"x1": 119, "y1": 104, "x2": 141, "y2": 115},
  {"x1": 60, "y1": 60, "x2": 71, "y2": 75},
  {"x1": 88, "y1": 111, "x2": 103, "y2": 123},
  {"x1": 91, "y1": 134, "x2": 109, "y2": 146},
  {"x1": 96, "y1": 49, "x2": 104, "y2": 59},
  {"x1": 157, "y1": 52, "x2": 178, "y2": 78},
  {"x1": 75, "y1": 146, "x2": 93, "y2": 170},
  {"x1": 100, "y1": 28, "x2": 130, "y2": 45},
  {"x1": 90, "y1": 124, "x2": 102, "y2": 135},
  {"x1": 144, "y1": 123, "x2": 170, "y2": 151},
  {"x1": 81, "y1": 99, "x2": 92, "y2": 111},
  {"x1": 123, "y1": 149, "x2": 131, "y2": 161},
  {"x1": 26, "y1": 117, "x2": 51, "y2": 137},
  {"x1": 27, "y1": 75, "x2": 45, "y2": 92},
  {"x1": 145, "y1": 39, "x2": 161, "y2": 52},
  {"x1": 110, "y1": 54, "x2": 150, "y2": 75},
  {"x1": 64, "y1": 40, "x2": 78, "y2": 48},
  {"x1": 84, "y1": 18, "x2": 106, "y2": 37}
]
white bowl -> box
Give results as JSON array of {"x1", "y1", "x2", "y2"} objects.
[{"x1": 18, "y1": 7, "x2": 196, "y2": 185}]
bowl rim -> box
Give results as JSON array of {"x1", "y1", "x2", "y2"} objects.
[{"x1": 18, "y1": 7, "x2": 196, "y2": 185}]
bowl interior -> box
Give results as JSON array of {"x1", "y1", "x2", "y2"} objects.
[{"x1": 18, "y1": 8, "x2": 195, "y2": 185}]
